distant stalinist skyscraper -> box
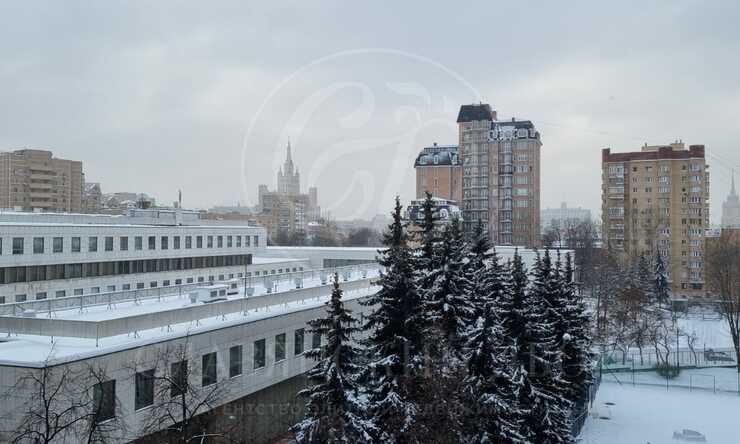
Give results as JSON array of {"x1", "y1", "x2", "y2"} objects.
[
  {"x1": 722, "y1": 173, "x2": 740, "y2": 228},
  {"x1": 277, "y1": 141, "x2": 300, "y2": 195}
]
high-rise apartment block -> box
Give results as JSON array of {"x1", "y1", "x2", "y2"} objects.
[
  {"x1": 456, "y1": 104, "x2": 541, "y2": 247},
  {"x1": 0, "y1": 149, "x2": 84, "y2": 213},
  {"x1": 414, "y1": 143, "x2": 461, "y2": 202},
  {"x1": 602, "y1": 142, "x2": 710, "y2": 299}
]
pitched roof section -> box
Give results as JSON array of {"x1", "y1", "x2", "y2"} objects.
[
  {"x1": 414, "y1": 145, "x2": 459, "y2": 167},
  {"x1": 456, "y1": 104, "x2": 494, "y2": 123},
  {"x1": 494, "y1": 119, "x2": 535, "y2": 130}
]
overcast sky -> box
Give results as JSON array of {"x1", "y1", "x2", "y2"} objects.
[{"x1": 1, "y1": 1, "x2": 739, "y2": 222}]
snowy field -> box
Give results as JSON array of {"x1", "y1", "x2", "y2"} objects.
[
  {"x1": 580, "y1": 382, "x2": 740, "y2": 444},
  {"x1": 677, "y1": 316, "x2": 734, "y2": 349}
]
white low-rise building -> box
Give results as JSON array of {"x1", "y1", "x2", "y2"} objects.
[{"x1": 0, "y1": 210, "x2": 312, "y2": 304}]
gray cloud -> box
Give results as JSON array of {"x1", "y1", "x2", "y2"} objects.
[{"x1": 1, "y1": 0, "x2": 738, "y2": 221}]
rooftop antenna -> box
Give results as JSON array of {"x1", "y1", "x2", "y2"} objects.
[{"x1": 178, "y1": 189, "x2": 182, "y2": 209}]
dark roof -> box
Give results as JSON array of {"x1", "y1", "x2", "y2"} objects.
[
  {"x1": 602, "y1": 145, "x2": 706, "y2": 163},
  {"x1": 414, "y1": 145, "x2": 459, "y2": 167},
  {"x1": 457, "y1": 104, "x2": 494, "y2": 123},
  {"x1": 493, "y1": 119, "x2": 535, "y2": 130}
]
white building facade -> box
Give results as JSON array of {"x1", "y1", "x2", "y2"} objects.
[{"x1": 0, "y1": 211, "x2": 312, "y2": 304}]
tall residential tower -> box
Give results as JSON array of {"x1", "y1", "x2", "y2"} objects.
[
  {"x1": 456, "y1": 104, "x2": 541, "y2": 247},
  {"x1": 602, "y1": 142, "x2": 710, "y2": 299}
]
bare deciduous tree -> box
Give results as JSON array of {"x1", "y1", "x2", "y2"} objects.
[
  {"x1": 132, "y1": 336, "x2": 235, "y2": 444},
  {"x1": 3, "y1": 353, "x2": 126, "y2": 443},
  {"x1": 706, "y1": 230, "x2": 740, "y2": 375}
]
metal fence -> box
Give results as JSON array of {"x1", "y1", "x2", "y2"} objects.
[
  {"x1": 571, "y1": 361, "x2": 603, "y2": 437},
  {"x1": 598, "y1": 349, "x2": 740, "y2": 395},
  {"x1": 602, "y1": 348, "x2": 737, "y2": 371},
  {"x1": 0, "y1": 263, "x2": 380, "y2": 317}
]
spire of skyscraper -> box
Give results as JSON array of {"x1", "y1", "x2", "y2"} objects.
[
  {"x1": 732, "y1": 170, "x2": 737, "y2": 197},
  {"x1": 283, "y1": 140, "x2": 294, "y2": 175}
]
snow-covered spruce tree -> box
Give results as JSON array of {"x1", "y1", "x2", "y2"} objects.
[
  {"x1": 654, "y1": 252, "x2": 670, "y2": 307},
  {"x1": 465, "y1": 219, "x2": 507, "y2": 324},
  {"x1": 637, "y1": 253, "x2": 655, "y2": 302},
  {"x1": 416, "y1": 191, "x2": 440, "y2": 275},
  {"x1": 499, "y1": 251, "x2": 529, "y2": 357},
  {"x1": 425, "y1": 216, "x2": 474, "y2": 349},
  {"x1": 558, "y1": 253, "x2": 595, "y2": 408},
  {"x1": 291, "y1": 273, "x2": 374, "y2": 443},
  {"x1": 361, "y1": 196, "x2": 427, "y2": 442},
  {"x1": 517, "y1": 251, "x2": 574, "y2": 444},
  {"x1": 464, "y1": 302, "x2": 525, "y2": 444}
]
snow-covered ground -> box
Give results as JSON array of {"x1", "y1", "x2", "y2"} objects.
[
  {"x1": 580, "y1": 382, "x2": 740, "y2": 444},
  {"x1": 677, "y1": 316, "x2": 734, "y2": 349}
]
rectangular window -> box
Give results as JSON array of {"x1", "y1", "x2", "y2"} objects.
[
  {"x1": 148, "y1": 236, "x2": 156, "y2": 250},
  {"x1": 170, "y1": 361, "x2": 188, "y2": 397},
  {"x1": 185, "y1": 236, "x2": 192, "y2": 249},
  {"x1": 136, "y1": 283, "x2": 145, "y2": 289},
  {"x1": 197, "y1": 236, "x2": 203, "y2": 248},
  {"x1": 93, "y1": 380, "x2": 116, "y2": 422},
  {"x1": 217, "y1": 236, "x2": 223, "y2": 248},
  {"x1": 105, "y1": 236, "x2": 113, "y2": 252},
  {"x1": 35, "y1": 292, "x2": 47, "y2": 300},
  {"x1": 236, "y1": 236, "x2": 241, "y2": 248},
  {"x1": 135, "y1": 370, "x2": 154, "y2": 410},
  {"x1": 161, "y1": 236, "x2": 168, "y2": 250},
  {"x1": 5, "y1": 243, "x2": 24, "y2": 261},
  {"x1": 294, "y1": 329, "x2": 305, "y2": 355},
  {"x1": 245, "y1": 236, "x2": 250, "y2": 247},
  {"x1": 120, "y1": 237, "x2": 128, "y2": 251},
  {"x1": 227, "y1": 236, "x2": 233, "y2": 248},
  {"x1": 253, "y1": 339, "x2": 266, "y2": 369},
  {"x1": 53, "y1": 237, "x2": 63, "y2": 253},
  {"x1": 33, "y1": 237, "x2": 44, "y2": 254},
  {"x1": 15, "y1": 294, "x2": 27, "y2": 303},
  {"x1": 74, "y1": 288, "x2": 83, "y2": 296},
  {"x1": 207, "y1": 236, "x2": 213, "y2": 248},
  {"x1": 202, "y1": 352, "x2": 217, "y2": 387},
  {"x1": 71, "y1": 237, "x2": 81, "y2": 253},
  {"x1": 253, "y1": 236, "x2": 259, "y2": 247},
  {"x1": 89, "y1": 237, "x2": 98, "y2": 252},
  {"x1": 107, "y1": 285, "x2": 116, "y2": 292},
  {"x1": 174, "y1": 236, "x2": 180, "y2": 249},
  {"x1": 312, "y1": 331, "x2": 321, "y2": 350},
  {"x1": 135, "y1": 236, "x2": 143, "y2": 250},
  {"x1": 229, "y1": 345, "x2": 243, "y2": 378},
  {"x1": 122, "y1": 284, "x2": 131, "y2": 291},
  {"x1": 275, "y1": 333, "x2": 286, "y2": 362},
  {"x1": 91, "y1": 287, "x2": 100, "y2": 294},
  {"x1": 55, "y1": 290, "x2": 66, "y2": 298}
]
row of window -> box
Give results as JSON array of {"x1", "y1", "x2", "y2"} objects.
[
  {"x1": 0, "y1": 254, "x2": 251, "y2": 285},
  {"x1": 2, "y1": 264, "x2": 306, "y2": 304},
  {"x1": 0, "y1": 234, "x2": 260, "y2": 256},
  {"x1": 97, "y1": 328, "x2": 324, "y2": 421}
]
